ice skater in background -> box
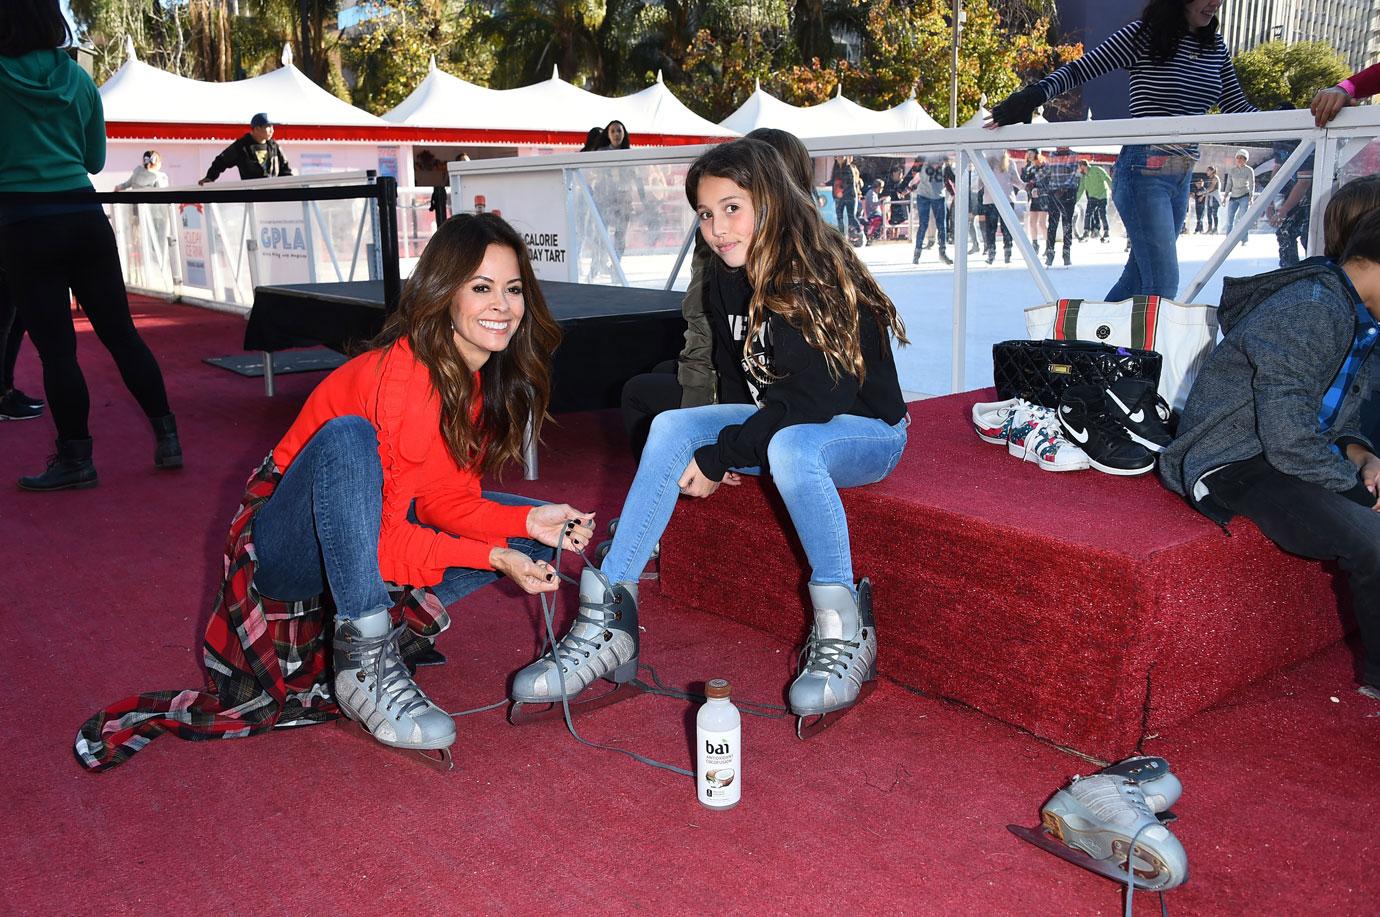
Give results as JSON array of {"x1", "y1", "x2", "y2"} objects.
[
  {"x1": 510, "y1": 138, "x2": 911, "y2": 737},
  {"x1": 988, "y1": 0, "x2": 1257, "y2": 298}
]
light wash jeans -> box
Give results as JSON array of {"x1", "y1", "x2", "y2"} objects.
[
  {"x1": 1224, "y1": 194, "x2": 1252, "y2": 236},
  {"x1": 599, "y1": 404, "x2": 909, "y2": 593},
  {"x1": 1107, "y1": 145, "x2": 1193, "y2": 300},
  {"x1": 254, "y1": 415, "x2": 550, "y2": 618}
]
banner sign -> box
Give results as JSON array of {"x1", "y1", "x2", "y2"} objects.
[{"x1": 453, "y1": 171, "x2": 571, "y2": 281}]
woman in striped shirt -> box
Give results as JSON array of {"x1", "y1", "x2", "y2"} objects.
[{"x1": 990, "y1": 0, "x2": 1257, "y2": 300}]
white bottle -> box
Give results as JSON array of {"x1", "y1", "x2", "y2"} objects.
[{"x1": 696, "y1": 678, "x2": 741, "y2": 809}]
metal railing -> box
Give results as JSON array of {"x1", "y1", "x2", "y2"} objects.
[
  {"x1": 103, "y1": 171, "x2": 406, "y2": 315},
  {"x1": 447, "y1": 106, "x2": 1380, "y2": 395}
]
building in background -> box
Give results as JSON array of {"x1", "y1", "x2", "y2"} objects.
[
  {"x1": 1052, "y1": 0, "x2": 1141, "y2": 121},
  {"x1": 1219, "y1": 0, "x2": 1380, "y2": 71}
]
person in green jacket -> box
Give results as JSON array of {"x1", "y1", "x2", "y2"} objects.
[
  {"x1": 1076, "y1": 159, "x2": 1113, "y2": 242},
  {"x1": 0, "y1": 0, "x2": 180, "y2": 491}
]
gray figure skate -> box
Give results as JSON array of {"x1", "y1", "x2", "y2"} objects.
[
  {"x1": 509, "y1": 567, "x2": 644, "y2": 725},
  {"x1": 333, "y1": 608, "x2": 457, "y2": 771},
  {"x1": 1009, "y1": 756, "x2": 1188, "y2": 892},
  {"x1": 789, "y1": 579, "x2": 878, "y2": 739}
]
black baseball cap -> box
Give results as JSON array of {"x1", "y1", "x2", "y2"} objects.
[{"x1": 250, "y1": 113, "x2": 273, "y2": 128}]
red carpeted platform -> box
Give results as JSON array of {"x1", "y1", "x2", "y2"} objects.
[
  {"x1": 5, "y1": 297, "x2": 1377, "y2": 915},
  {"x1": 658, "y1": 389, "x2": 1352, "y2": 758}
]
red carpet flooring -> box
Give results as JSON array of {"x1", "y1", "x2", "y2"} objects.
[
  {"x1": 657, "y1": 389, "x2": 1350, "y2": 758},
  {"x1": 2, "y1": 296, "x2": 1378, "y2": 915}
]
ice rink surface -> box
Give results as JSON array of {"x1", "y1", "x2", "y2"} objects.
[{"x1": 614, "y1": 228, "x2": 1288, "y2": 398}]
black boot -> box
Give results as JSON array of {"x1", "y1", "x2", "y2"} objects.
[
  {"x1": 938, "y1": 245, "x2": 953, "y2": 265},
  {"x1": 152, "y1": 414, "x2": 183, "y2": 470},
  {"x1": 19, "y1": 438, "x2": 97, "y2": 491}
]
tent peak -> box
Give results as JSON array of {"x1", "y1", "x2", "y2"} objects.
[
  {"x1": 835, "y1": 83, "x2": 843, "y2": 98},
  {"x1": 551, "y1": 64, "x2": 560, "y2": 80},
  {"x1": 124, "y1": 35, "x2": 138, "y2": 64},
  {"x1": 428, "y1": 55, "x2": 437, "y2": 74},
  {"x1": 281, "y1": 43, "x2": 294, "y2": 68},
  {"x1": 656, "y1": 69, "x2": 664, "y2": 84},
  {"x1": 755, "y1": 77, "x2": 761, "y2": 92}
]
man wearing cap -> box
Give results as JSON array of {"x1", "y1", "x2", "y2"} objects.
[
  {"x1": 198, "y1": 113, "x2": 293, "y2": 184},
  {"x1": 1222, "y1": 149, "x2": 1255, "y2": 241}
]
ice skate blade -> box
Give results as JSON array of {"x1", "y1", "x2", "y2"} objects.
[
  {"x1": 508, "y1": 679, "x2": 645, "y2": 726},
  {"x1": 1008, "y1": 823, "x2": 1184, "y2": 890},
  {"x1": 794, "y1": 681, "x2": 877, "y2": 740},
  {"x1": 333, "y1": 717, "x2": 455, "y2": 773}
]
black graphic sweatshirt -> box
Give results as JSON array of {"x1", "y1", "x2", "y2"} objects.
[{"x1": 695, "y1": 261, "x2": 906, "y2": 480}]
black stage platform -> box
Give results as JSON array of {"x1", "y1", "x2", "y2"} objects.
[{"x1": 244, "y1": 279, "x2": 686, "y2": 412}]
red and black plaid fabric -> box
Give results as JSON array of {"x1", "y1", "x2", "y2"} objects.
[{"x1": 73, "y1": 457, "x2": 449, "y2": 772}]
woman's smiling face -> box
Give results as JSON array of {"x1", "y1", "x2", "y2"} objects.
[{"x1": 448, "y1": 243, "x2": 525, "y2": 371}]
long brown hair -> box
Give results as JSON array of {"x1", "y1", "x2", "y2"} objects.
[
  {"x1": 686, "y1": 138, "x2": 907, "y2": 385},
  {"x1": 372, "y1": 213, "x2": 561, "y2": 477},
  {"x1": 743, "y1": 127, "x2": 814, "y2": 196},
  {"x1": 1324, "y1": 175, "x2": 1380, "y2": 260}
]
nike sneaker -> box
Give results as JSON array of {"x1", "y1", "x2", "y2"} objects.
[
  {"x1": 1057, "y1": 386, "x2": 1156, "y2": 476},
  {"x1": 1103, "y1": 378, "x2": 1173, "y2": 453},
  {"x1": 971, "y1": 397, "x2": 1021, "y2": 444},
  {"x1": 1007, "y1": 400, "x2": 1090, "y2": 472}
]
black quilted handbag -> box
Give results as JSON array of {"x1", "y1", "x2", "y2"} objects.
[{"x1": 992, "y1": 339, "x2": 1162, "y2": 408}]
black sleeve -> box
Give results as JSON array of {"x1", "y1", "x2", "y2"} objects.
[
  {"x1": 693, "y1": 316, "x2": 860, "y2": 480},
  {"x1": 203, "y1": 140, "x2": 239, "y2": 183},
  {"x1": 276, "y1": 146, "x2": 293, "y2": 177}
]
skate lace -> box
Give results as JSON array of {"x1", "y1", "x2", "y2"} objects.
[
  {"x1": 349, "y1": 621, "x2": 435, "y2": 720},
  {"x1": 545, "y1": 592, "x2": 620, "y2": 670},
  {"x1": 1074, "y1": 776, "x2": 1171, "y2": 917},
  {"x1": 1124, "y1": 818, "x2": 1170, "y2": 917},
  {"x1": 801, "y1": 631, "x2": 859, "y2": 677},
  {"x1": 525, "y1": 539, "x2": 790, "y2": 779}
]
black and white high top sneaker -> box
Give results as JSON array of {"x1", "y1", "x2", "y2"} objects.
[
  {"x1": 1057, "y1": 386, "x2": 1156, "y2": 476},
  {"x1": 1102, "y1": 378, "x2": 1173, "y2": 453}
]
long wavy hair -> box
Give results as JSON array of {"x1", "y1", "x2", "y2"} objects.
[
  {"x1": 1139, "y1": 0, "x2": 1218, "y2": 64},
  {"x1": 686, "y1": 138, "x2": 908, "y2": 386},
  {"x1": 372, "y1": 213, "x2": 561, "y2": 477}
]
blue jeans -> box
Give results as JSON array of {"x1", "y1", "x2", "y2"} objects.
[
  {"x1": 913, "y1": 197, "x2": 946, "y2": 254},
  {"x1": 1107, "y1": 145, "x2": 1192, "y2": 300},
  {"x1": 1224, "y1": 195, "x2": 1251, "y2": 236},
  {"x1": 599, "y1": 405, "x2": 909, "y2": 592},
  {"x1": 254, "y1": 415, "x2": 550, "y2": 619}
]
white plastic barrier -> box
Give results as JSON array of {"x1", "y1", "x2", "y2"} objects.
[
  {"x1": 107, "y1": 171, "x2": 400, "y2": 315},
  {"x1": 447, "y1": 107, "x2": 1380, "y2": 396}
]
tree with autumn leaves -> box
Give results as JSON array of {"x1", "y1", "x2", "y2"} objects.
[{"x1": 67, "y1": 0, "x2": 1075, "y2": 121}]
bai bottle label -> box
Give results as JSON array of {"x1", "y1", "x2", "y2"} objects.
[{"x1": 697, "y1": 679, "x2": 741, "y2": 809}]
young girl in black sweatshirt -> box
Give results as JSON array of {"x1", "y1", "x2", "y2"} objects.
[{"x1": 510, "y1": 138, "x2": 910, "y2": 731}]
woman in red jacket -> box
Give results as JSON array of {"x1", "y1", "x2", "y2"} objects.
[{"x1": 258, "y1": 212, "x2": 589, "y2": 756}]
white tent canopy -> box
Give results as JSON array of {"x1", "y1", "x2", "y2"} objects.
[
  {"x1": 100, "y1": 40, "x2": 386, "y2": 128},
  {"x1": 884, "y1": 95, "x2": 944, "y2": 132},
  {"x1": 383, "y1": 61, "x2": 735, "y2": 140},
  {"x1": 720, "y1": 82, "x2": 944, "y2": 138}
]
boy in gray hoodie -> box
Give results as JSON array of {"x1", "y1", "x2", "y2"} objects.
[{"x1": 1160, "y1": 177, "x2": 1380, "y2": 697}]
